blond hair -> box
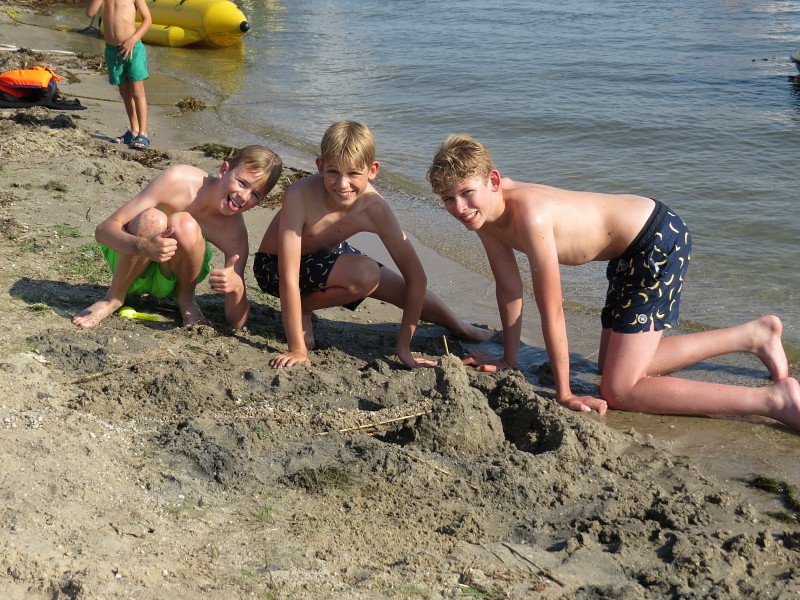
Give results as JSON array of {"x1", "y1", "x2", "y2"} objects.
[
  {"x1": 427, "y1": 134, "x2": 495, "y2": 195},
  {"x1": 229, "y1": 145, "x2": 283, "y2": 195},
  {"x1": 319, "y1": 121, "x2": 375, "y2": 169}
]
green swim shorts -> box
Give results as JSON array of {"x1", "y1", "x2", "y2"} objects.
[
  {"x1": 105, "y1": 40, "x2": 149, "y2": 85},
  {"x1": 100, "y1": 242, "x2": 213, "y2": 299}
]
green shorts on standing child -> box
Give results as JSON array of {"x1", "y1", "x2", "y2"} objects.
[{"x1": 104, "y1": 40, "x2": 149, "y2": 85}]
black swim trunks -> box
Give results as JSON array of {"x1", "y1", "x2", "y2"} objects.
[
  {"x1": 601, "y1": 199, "x2": 692, "y2": 333},
  {"x1": 253, "y1": 241, "x2": 377, "y2": 311}
]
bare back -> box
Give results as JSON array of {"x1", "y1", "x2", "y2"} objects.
[{"x1": 486, "y1": 180, "x2": 655, "y2": 266}]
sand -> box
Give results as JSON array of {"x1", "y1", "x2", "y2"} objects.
[{"x1": 1, "y1": 7, "x2": 799, "y2": 599}]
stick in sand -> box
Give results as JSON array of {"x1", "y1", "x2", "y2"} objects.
[{"x1": 70, "y1": 349, "x2": 173, "y2": 384}]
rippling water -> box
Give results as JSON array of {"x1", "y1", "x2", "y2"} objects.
[{"x1": 64, "y1": 0, "x2": 800, "y2": 354}]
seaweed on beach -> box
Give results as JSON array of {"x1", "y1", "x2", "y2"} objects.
[
  {"x1": 190, "y1": 143, "x2": 237, "y2": 161},
  {"x1": 744, "y1": 476, "x2": 800, "y2": 524},
  {"x1": 176, "y1": 97, "x2": 206, "y2": 112}
]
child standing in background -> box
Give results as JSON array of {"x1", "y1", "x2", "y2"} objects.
[{"x1": 86, "y1": 0, "x2": 152, "y2": 149}]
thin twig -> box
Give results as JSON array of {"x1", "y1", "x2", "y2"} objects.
[
  {"x1": 501, "y1": 542, "x2": 565, "y2": 587},
  {"x1": 318, "y1": 410, "x2": 430, "y2": 436},
  {"x1": 442, "y1": 335, "x2": 450, "y2": 355},
  {"x1": 70, "y1": 349, "x2": 174, "y2": 384},
  {"x1": 85, "y1": 198, "x2": 105, "y2": 221},
  {"x1": 399, "y1": 449, "x2": 451, "y2": 475}
]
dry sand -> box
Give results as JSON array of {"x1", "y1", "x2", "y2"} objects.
[{"x1": 1, "y1": 8, "x2": 800, "y2": 599}]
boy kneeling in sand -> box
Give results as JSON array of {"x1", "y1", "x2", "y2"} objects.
[
  {"x1": 254, "y1": 121, "x2": 492, "y2": 369},
  {"x1": 73, "y1": 145, "x2": 283, "y2": 329},
  {"x1": 427, "y1": 134, "x2": 800, "y2": 430}
]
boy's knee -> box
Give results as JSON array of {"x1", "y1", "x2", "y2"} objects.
[
  {"x1": 168, "y1": 212, "x2": 202, "y2": 243},
  {"x1": 599, "y1": 377, "x2": 628, "y2": 410},
  {"x1": 127, "y1": 208, "x2": 167, "y2": 237},
  {"x1": 347, "y1": 260, "x2": 381, "y2": 296}
]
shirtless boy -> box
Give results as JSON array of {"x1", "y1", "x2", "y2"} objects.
[
  {"x1": 255, "y1": 121, "x2": 492, "y2": 369},
  {"x1": 86, "y1": 0, "x2": 152, "y2": 149},
  {"x1": 73, "y1": 145, "x2": 283, "y2": 329},
  {"x1": 427, "y1": 134, "x2": 800, "y2": 430}
]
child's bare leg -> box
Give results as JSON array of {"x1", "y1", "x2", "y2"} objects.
[
  {"x1": 72, "y1": 254, "x2": 148, "y2": 328},
  {"x1": 130, "y1": 80, "x2": 147, "y2": 137},
  {"x1": 72, "y1": 208, "x2": 166, "y2": 328},
  {"x1": 601, "y1": 329, "x2": 800, "y2": 430},
  {"x1": 370, "y1": 267, "x2": 493, "y2": 341},
  {"x1": 118, "y1": 81, "x2": 139, "y2": 136},
  {"x1": 164, "y1": 212, "x2": 208, "y2": 327},
  {"x1": 301, "y1": 312, "x2": 315, "y2": 350},
  {"x1": 599, "y1": 315, "x2": 788, "y2": 380}
]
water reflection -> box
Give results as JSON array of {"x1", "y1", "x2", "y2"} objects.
[{"x1": 789, "y1": 74, "x2": 800, "y2": 114}]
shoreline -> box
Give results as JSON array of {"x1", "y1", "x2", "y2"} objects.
[
  {"x1": 1, "y1": 9, "x2": 799, "y2": 598},
  {"x1": 3, "y1": 6, "x2": 798, "y2": 478}
]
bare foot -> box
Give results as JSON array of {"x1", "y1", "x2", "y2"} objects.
[
  {"x1": 302, "y1": 312, "x2": 316, "y2": 350},
  {"x1": 72, "y1": 298, "x2": 123, "y2": 329},
  {"x1": 451, "y1": 322, "x2": 495, "y2": 342},
  {"x1": 180, "y1": 301, "x2": 210, "y2": 327},
  {"x1": 769, "y1": 377, "x2": 800, "y2": 431},
  {"x1": 750, "y1": 315, "x2": 788, "y2": 381}
]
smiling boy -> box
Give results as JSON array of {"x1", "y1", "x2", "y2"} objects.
[
  {"x1": 427, "y1": 134, "x2": 800, "y2": 430},
  {"x1": 254, "y1": 121, "x2": 492, "y2": 369},
  {"x1": 73, "y1": 145, "x2": 283, "y2": 329}
]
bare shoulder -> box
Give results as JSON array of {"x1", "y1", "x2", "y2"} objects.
[{"x1": 148, "y1": 164, "x2": 206, "y2": 205}]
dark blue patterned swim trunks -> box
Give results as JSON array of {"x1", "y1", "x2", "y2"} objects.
[
  {"x1": 601, "y1": 200, "x2": 692, "y2": 333},
  {"x1": 253, "y1": 241, "x2": 376, "y2": 311}
]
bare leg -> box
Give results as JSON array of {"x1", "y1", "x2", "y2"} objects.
[
  {"x1": 72, "y1": 208, "x2": 166, "y2": 328},
  {"x1": 166, "y1": 212, "x2": 209, "y2": 327},
  {"x1": 370, "y1": 267, "x2": 493, "y2": 341},
  {"x1": 118, "y1": 81, "x2": 139, "y2": 136},
  {"x1": 600, "y1": 329, "x2": 800, "y2": 430},
  {"x1": 302, "y1": 312, "x2": 315, "y2": 350},
  {"x1": 71, "y1": 253, "x2": 149, "y2": 328},
  {"x1": 130, "y1": 80, "x2": 148, "y2": 138},
  {"x1": 598, "y1": 315, "x2": 788, "y2": 380},
  {"x1": 297, "y1": 254, "x2": 382, "y2": 349}
]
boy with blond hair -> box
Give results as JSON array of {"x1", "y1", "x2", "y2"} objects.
[
  {"x1": 255, "y1": 121, "x2": 492, "y2": 369},
  {"x1": 86, "y1": 0, "x2": 152, "y2": 149},
  {"x1": 73, "y1": 145, "x2": 283, "y2": 329},
  {"x1": 427, "y1": 134, "x2": 800, "y2": 430}
]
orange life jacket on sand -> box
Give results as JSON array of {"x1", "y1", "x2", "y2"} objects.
[
  {"x1": 0, "y1": 65, "x2": 84, "y2": 110},
  {"x1": 0, "y1": 66, "x2": 61, "y2": 98}
]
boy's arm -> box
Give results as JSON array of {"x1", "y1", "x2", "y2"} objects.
[
  {"x1": 467, "y1": 231, "x2": 523, "y2": 371},
  {"x1": 272, "y1": 192, "x2": 311, "y2": 368},
  {"x1": 95, "y1": 173, "x2": 179, "y2": 262},
  {"x1": 207, "y1": 230, "x2": 250, "y2": 329},
  {"x1": 85, "y1": 0, "x2": 102, "y2": 18},
  {"x1": 522, "y1": 214, "x2": 607, "y2": 414},
  {"x1": 118, "y1": 0, "x2": 152, "y2": 59},
  {"x1": 374, "y1": 203, "x2": 436, "y2": 369}
]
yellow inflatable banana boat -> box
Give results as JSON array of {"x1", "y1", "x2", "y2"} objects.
[{"x1": 103, "y1": 0, "x2": 250, "y2": 48}]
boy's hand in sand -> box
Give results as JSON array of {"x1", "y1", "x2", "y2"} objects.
[
  {"x1": 462, "y1": 351, "x2": 509, "y2": 373},
  {"x1": 209, "y1": 255, "x2": 243, "y2": 295},
  {"x1": 397, "y1": 348, "x2": 438, "y2": 370},
  {"x1": 558, "y1": 393, "x2": 608, "y2": 415},
  {"x1": 270, "y1": 350, "x2": 311, "y2": 369}
]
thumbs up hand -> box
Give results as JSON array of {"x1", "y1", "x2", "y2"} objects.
[
  {"x1": 209, "y1": 254, "x2": 242, "y2": 294},
  {"x1": 144, "y1": 227, "x2": 178, "y2": 262}
]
